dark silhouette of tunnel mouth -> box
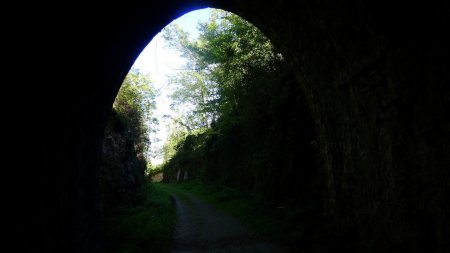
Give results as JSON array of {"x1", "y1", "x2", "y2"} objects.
[{"x1": 13, "y1": 1, "x2": 449, "y2": 253}]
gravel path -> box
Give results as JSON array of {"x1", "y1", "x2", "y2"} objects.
[{"x1": 170, "y1": 190, "x2": 284, "y2": 253}]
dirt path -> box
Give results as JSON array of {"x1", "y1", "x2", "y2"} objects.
[{"x1": 170, "y1": 190, "x2": 284, "y2": 253}]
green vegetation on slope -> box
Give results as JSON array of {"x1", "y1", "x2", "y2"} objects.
[
  {"x1": 101, "y1": 68, "x2": 171, "y2": 252},
  {"x1": 100, "y1": 69, "x2": 157, "y2": 211},
  {"x1": 102, "y1": 183, "x2": 175, "y2": 253},
  {"x1": 159, "y1": 10, "x2": 322, "y2": 251},
  {"x1": 161, "y1": 9, "x2": 319, "y2": 213},
  {"x1": 113, "y1": 68, "x2": 157, "y2": 164}
]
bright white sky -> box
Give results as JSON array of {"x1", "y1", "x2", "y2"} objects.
[{"x1": 132, "y1": 8, "x2": 213, "y2": 165}]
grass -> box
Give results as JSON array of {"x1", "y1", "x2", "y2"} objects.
[
  {"x1": 101, "y1": 181, "x2": 312, "y2": 252},
  {"x1": 159, "y1": 180, "x2": 303, "y2": 252},
  {"x1": 102, "y1": 182, "x2": 176, "y2": 253}
]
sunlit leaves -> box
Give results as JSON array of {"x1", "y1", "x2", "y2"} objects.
[
  {"x1": 161, "y1": 9, "x2": 284, "y2": 167},
  {"x1": 114, "y1": 68, "x2": 158, "y2": 162},
  {"x1": 163, "y1": 10, "x2": 277, "y2": 132}
]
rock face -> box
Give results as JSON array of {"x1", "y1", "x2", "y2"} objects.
[
  {"x1": 99, "y1": 110, "x2": 146, "y2": 213},
  {"x1": 8, "y1": 1, "x2": 449, "y2": 252}
]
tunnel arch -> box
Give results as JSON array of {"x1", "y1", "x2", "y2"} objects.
[
  {"x1": 103, "y1": 3, "x2": 449, "y2": 251},
  {"x1": 13, "y1": 1, "x2": 449, "y2": 252}
]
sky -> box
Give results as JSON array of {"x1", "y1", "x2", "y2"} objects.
[{"x1": 131, "y1": 8, "x2": 213, "y2": 165}]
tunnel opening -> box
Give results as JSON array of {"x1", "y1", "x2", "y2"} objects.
[
  {"x1": 11, "y1": 2, "x2": 449, "y2": 253},
  {"x1": 97, "y1": 3, "x2": 450, "y2": 251},
  {"x1": 100, "y1": 8, "x2": 320, "y2": 252}
]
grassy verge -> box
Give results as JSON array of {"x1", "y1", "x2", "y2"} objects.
[
  {"x1": 160, "y1": 181, "x2": 302, "y2": 252},
  {"x1": 102, "y1": 182, "x2": 176, "y2": 253}
]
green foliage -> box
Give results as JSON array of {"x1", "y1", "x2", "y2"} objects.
[
  {"x1": 147, "y1": 164, "x2": 164, "y2": 178},
  {"x1": 161, "y1": 9, "x2": 283, "y2": 174},
  {"x1": 100, "y1": 72, "x2": 157, "y2": 213},
  {"x1": 113, "y1": 68, "x2": 157, "y2": 163},
  {"x1": 162, "y1": 127, "x2": 189, "y2": 162},
  {"x1": 162, "y1": 10, "x2": 279, "y2": 133},
  {"x1": 101, "y1": 71, "x2": 168, "y2": 253},
  {"x1": 168, "y1": 71, "x2": 217, "y2": 130},
  {"x1": 102, "y1": 183, "x2": 175, "y2": 253},
  {"x1": 162, "y1": 130, "x2": 211, "y2": 182},
  {"x1": 162, "y1": 12, "x2": 319, "y2": 251}
]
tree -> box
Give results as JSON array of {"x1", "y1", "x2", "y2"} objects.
[
  {"x1": 161, "y1": 9, "x2": 284, "y2": 170},
  {"x1": 163, "y1": 9, "x2": 280, "y2": 132},
  {"x1": 114, "y1": 68, "x2": 158, "y2": 162}
]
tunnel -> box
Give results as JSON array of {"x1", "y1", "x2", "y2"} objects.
[{"x1": 7, "y1": 1, "x2": 449, "y2": 252}]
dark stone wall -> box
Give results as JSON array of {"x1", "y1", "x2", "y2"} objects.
[
  {"x1": 7, "y1": 1, "x2": 449, "y2": 252},
  {"x1": 99, "y1": 110, "x2": 146, "y2": 213},
  {"x1": 223, "y1": 1, "x2": 450, "y2": 252},
  {"x1": 223, "y1": 2, "x2": 449, "y2": 252}
]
